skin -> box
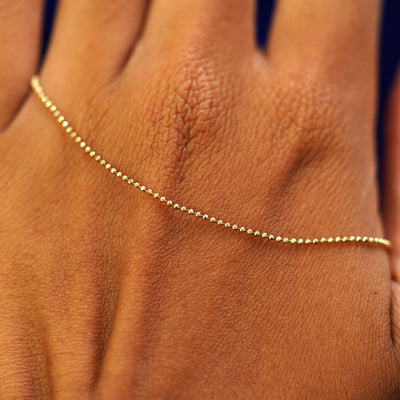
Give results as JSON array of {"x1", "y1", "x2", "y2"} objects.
[{"x1": 0, "y1": 0, "x2": 399, "y2": 398}]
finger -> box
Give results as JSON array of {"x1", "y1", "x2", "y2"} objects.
[
  {"x1": 138, "y1": 0, "x2": 256, "y2": 59},
  {"x1": 383, "y1": 68, "x2": 400, "y2": 347},
  {"x1": 267, "y1": 1, "x2": 381, "y2": 82},
  {"x1": 0, "y1": 0, "x2": 44, "y2": 131},
  {"x1": 42, "y1": 0, "x2": 149, "y2": 84},
  {"x1": 384, "y1": 68, "x2": 400, "y2": 279}
]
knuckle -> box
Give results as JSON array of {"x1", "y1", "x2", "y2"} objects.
[
  {"x1": 148, "y1": 61, "x2": 227, "y2": 142},
  {"x1": 141, "y1": 59, "x2": 231, "y2": 178},
  {"x1": 272, "y1": 76, "x2": 357, "y2": 164}
]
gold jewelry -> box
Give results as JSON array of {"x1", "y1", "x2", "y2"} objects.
[{"x1": 30, "y1": 75, "x2": 391, "y2": 248}]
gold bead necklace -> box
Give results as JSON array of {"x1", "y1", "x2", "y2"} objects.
[{"x1": 30, "y1": 76, "x2": 391, "y2": 249}]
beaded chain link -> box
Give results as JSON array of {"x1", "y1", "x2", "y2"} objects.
[{"x1": 30, "y1": 76, "x2": 391, "y2": 249}]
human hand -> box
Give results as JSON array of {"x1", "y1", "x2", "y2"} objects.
[{"x1": 0, "y1": 1, "x2": 399, "y2": 398}]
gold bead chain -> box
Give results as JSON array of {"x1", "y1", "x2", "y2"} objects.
[{"x1": 30, "y1": 75, "x2": 391, "y2": 249}]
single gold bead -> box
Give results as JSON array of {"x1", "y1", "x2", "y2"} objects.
[
  {"x1": 166, "y1": 200, "x2": 173, "y2": 206},
  {"x1": 239, "y1": 227, "x2": 246, "y2": 232},
  {"x1": 70, "y1": 131, "x2": 77, "y2": 139},
  {"x1": 122, "y1": 175, "x2": 128, "y2": 181},
  {"x1": 283, "y1": 237, "x2": 289, "y2": 243},
  {"x1": 218, "y1": 220, "x2": 224, "y2": 225},
  {"x1": 95, "y1": 155, "x2": 101, "y2": 161},
  {"x1": 89, "y1": 151, "x2": 96, "y2": 157},
  {"x1": 62, "y1": 121, "x2": 69, "y2": 128},
  {"x1": 362, "y1": 236, "x2": 368, "y2": 242},
  {"x1": 45, "y1": 101, "x2": 52, "y2": 108},
  {"x1": 85, "y1": 146, "x2": 91, "y2": 153},
  {"x1": 343, "y1": 237, "x2": 349, "y2": 242},
  {"x1": 154, "y1": 193, "x2": 160, "y2": 198},
  {"x1": 174, "y1": 204, "x2": 180, "y2": 209},
  {"x1": 188, "y1": 208, "x2": 194, "y2": 214},
  {"x1": 110, "y1": 168, "x2": 117, "y2": 174},
  {"x1": 254, "y1": 231, "x2": 260, "y2": 236},
  {"x1": 146, "y1": 189, "x2": 153, "y2": 195},
  {"x1": 79, "y1": 141, "x2": 86, "y2": 148},
  {"x1": 305, "y1": 239, "x2": 311, "y2": 244},
  {"x1": 291, "y1": 238, "x2": 297, "y2": 244},
  {"x1": 231, "y1": 224, "x2": 238, "y2": 229},
  {"x1": 134, "y1": 182, "x2": 140, "y2": 188},
  {"x1": 100, "y1": 160, "x2": 106, "y2": 166},
  {"x1": 225, "y1": 222, "x2": 231, "y2": 228},
  {"x1": 335, "y1": 237, "x2": 341, "y2": 242},
  {"x1": 313, "y1": 239, "x2": 319, "y2": 244},
  {"x1": 50, "y1": 105, "x2": 56, "y2": 112},
  {"x1": 298, "y1": 239, "x2": 304, "y2": 244},
  {"x1": 181, "y1": 206, "x2": 187, "y2": 212},
  {"x1": 349, "y1": 236, "x2": 355, "y2": 242},
  {"x1": 328, "y1": 237, "x2": 334, "y2": 243},
  {"x1": 261, "y1": 233, "x2": 268, "y2": 238},
  {"x1": 105, "y1": 164, "x2": 111, "y2": 170},
  {"x1": 247, "y1": 229, "x2": 254, "y2": 235},
  {"x1": 356, "y1": 236, "x2": 362, "y2": 242},
  {"x1": 116, "y1": 172, "x2": 122, "y2": 178},
  {"x1": 53, "y1": 110, "x2": 61, "y2": 118},
  {"x1": 276, "y1": 236, "x2": 282, "y2": 242}
]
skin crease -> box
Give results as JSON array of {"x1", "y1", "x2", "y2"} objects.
[{"x1": 0, "y1": 0, "x2": 399, "y2": 399}]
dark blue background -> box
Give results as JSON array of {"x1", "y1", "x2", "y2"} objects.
[{"x1": 43, "y1": 0, "x2": 399, "y2": 185}]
